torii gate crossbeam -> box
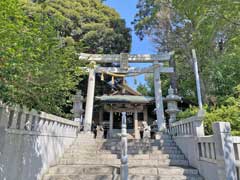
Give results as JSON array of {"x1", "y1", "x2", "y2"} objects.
[{"x1": 79, "y1": 53, "x2": 171, "y2": 63}]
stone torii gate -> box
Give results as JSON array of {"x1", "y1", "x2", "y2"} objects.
[{"x1": 79, "y1": 53, "x2": 173, "y2": 132}]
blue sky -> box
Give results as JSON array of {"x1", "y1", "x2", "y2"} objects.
[{"x1": 104, "y1": 0, "x2": 155, "y2": 89}]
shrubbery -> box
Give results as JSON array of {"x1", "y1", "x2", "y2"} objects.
[{"x1": 177, "y1": 85, "x2": 240, "y2": 135}]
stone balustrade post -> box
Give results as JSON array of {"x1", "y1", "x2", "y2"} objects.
[
  {"x1": 9, "y1": 106, "x2": 20, "y2": 129},
  {"x1": 0, "y1": 104, "x2": 9, "y2": 128},
  {"x1": 213, "y1": 122, "x2": 237, "y2": 180},
  {"x1": 192, "y1": 110, "x2": 205, "y2": 136},
  {"x1": 121, "y1": 112, "x2": 128, "y2": 180}
]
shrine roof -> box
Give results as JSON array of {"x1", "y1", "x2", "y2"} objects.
[{"x1": 95, "y1": 95, "x2": 154, "y2": 104}]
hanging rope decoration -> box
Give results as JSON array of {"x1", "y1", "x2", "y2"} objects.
[
  {"x1": 111, "y1": 76, "x2": 114, "y2": 85},
  {"x1": 99, "y1": 64, "x2": 161, "y2": 85},
  {"x1": 99, "y1": 64, "x2": 160, "y2": 78}
]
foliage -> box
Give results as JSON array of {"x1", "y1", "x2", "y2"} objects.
[
  {"x1": 176, "y1": 85, "x2": 240, "y2": 135},
  {"x1": 204, "y1": 85, "x2": 240, "y2": 135},
  {"x1": 0, "y1": 0, "x2": 131, "y2": 117},
  {"x1": 134, "y1": 0, "x2": 240, "y2": 105},
  {"x1": 136, "y1": 83, "x2": 149, "y2": 96},
  {"x1": 22, "y1": 0, "x2": 131, "y2": 54},
  {"x1": 0, "y1": 0, "x2": 82, "y2": 115},
  {"x1": 135, "y1": 0, "x2": 240, "y2": 135},
  {"x1": 176, "y1": 106, "x2": 199, "y2": 120}
]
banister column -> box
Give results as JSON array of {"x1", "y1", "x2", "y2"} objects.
[
  {"x1": 213, "y1": 122, "x2": 237, "y2": 180},
  {"x1": 84, "y1": 61, "x2": 96, "y2": 132}
]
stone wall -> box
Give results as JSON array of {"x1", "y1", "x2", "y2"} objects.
[{"x1": 0, "y1": 102, "x2": 79, "y2": 180}]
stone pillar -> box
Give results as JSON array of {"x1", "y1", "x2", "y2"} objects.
[
  {"x1": 213, "y1": 122, "x2": 237, "y2": 180},
  {"x1": 193, "y1": 110, "x2": 205, "y2": 136},
  {"x1": 153, "y1": 61, "x2": 165, "y2": 131},
  {"x1": 121, "y1": 112, "x2": 128, "y2": 180},
  {"x1": 109, "y1": 107, "x2": 113, "y2": 138},
  {"x1": 0, "y1": 103, "x2": 9, "y2": 128},
  {"x1": 134, "y1": 109, "x2": 140, "y2": 139},
  {"x1": 84, "y1": 62, "x2": 96, "y2": 132},
  {"x1": 71, "y1": 91, "x2": 84, "y2": 130}
]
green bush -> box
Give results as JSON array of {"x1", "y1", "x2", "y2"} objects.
[
  {"x1": 177, "y1": 85, "x2": 240, "y2": 135},
  {"x1": 177, "y1": 105, "x2": 199, "y2": 120},
  {"x1": 204, "y1": 97, "x2": 240, "y2": 135}
]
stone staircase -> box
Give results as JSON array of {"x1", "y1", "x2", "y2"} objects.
[{"x1": 42, "y1": 133, "x2": 203, "y2": 180}]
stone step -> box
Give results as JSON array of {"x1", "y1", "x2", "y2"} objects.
[
  {"x1": 128, "y1": 159, "x2": 189, "y2": 166},
  {"x1": 101, "y1": 143, "x2": 177, "y2": 149},
  {"x1": 98, "y1": 149, "x2": 182, "y2": 155},
  {"x1": 47, "y1": 165, "x2": 198, "y2": 176},
  {"x1": 69, "y1": 146, "x2": 101, "y2": 151},
  {"x1": 61, "y1": 154, "x2": 185, "y2": 161},
  {"x1": 43, "y1": 174, "x2": 203, "y2": 180},
  {"x1": 103, "y1": 139, "x2": 174, "y2": 145},
  {"x1": 42, "y1": 174, "x2": 114, "y2": 180},
  {"x1": 63, "y1": 151, "x2": 186, "y2": 160},
  {"x1": 103, "y1": 146, "x2": 179, "y2": 151},
  {"x1": 128, "y1": 154, "x2": 186, "y2": 160},
  {"x1": 71, "y1": 140, "x2": 176, "y2": 147},
  {"x1": 58, "y1": 158, "x2": 189, "y2": 166},
  {"x1": 58, "y1": 159, "x2": 121, "y2": 165},
  {"x1": 48, "y1": 165, "x2": 119, "y2": 175},
  {"x1": 129, "y1": 166, "x2": 199, "y2": 176},
  {"x1": 63, "y1": 153, "x2": 117, "y2": 159},
  {"x1": 66, "y1": 149, "x2": 182, "y2": 155},
  {"x1": 150, "y1": 154, "x2": 185, "y2": 160}
]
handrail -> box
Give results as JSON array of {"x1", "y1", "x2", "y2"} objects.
[{"x1": 0, "y1": 101, "x2": 78, "y2": 137}]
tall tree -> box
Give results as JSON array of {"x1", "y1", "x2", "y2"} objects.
[
  {"x1": 134, "y1": 0, "x2": 240, "y2": 104},
  {"x1": 23, "y1": 0, "x2": 131, "y2": 54},
  {"x1": 0, "y1": 0, "x2": 132, "y2": 117}
]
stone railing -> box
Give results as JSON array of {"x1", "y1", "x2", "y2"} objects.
[
  {"x1": 197, "y1": 136, "x2": 217, "y2": 163},
  {"x1": 169, "y1": 111, "x2": 204, "y2": 136},
  {"x1": 232, "y1": 136, "x2": 240, "y2": 179},
  {"x1": 169, "y1": 111, "x2": 238, "y2": 180},
  {"x1": 0, "y1": 102, "x2": 79, "y2": 180}
]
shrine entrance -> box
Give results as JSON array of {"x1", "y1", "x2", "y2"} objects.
[
  {"x1": 113, "y1": 112, "x2": 133, "y2": 130},
  {"x1": 79, "y1": 52, "x2": 173, "y2": 137}
]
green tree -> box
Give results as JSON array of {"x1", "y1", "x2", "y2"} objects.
[
  {"x1": 0, "y1": 0, "x2": 82, "y2": 115},
  {"x1": 134, "y1": 0, "x2": 240, "y2": 105},
  {"x1": 23, "y1": 0, "x2": 131, "y2": 54},
  {"x1": 0, "y1": 0, "x2": 131, "y2": 117}
]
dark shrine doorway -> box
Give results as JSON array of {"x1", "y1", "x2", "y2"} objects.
[{"x1": 113, "y1": 112, "x2": 134, "y2": 129}]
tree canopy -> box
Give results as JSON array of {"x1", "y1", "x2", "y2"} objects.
[
  {"x1": 133, "y1": 0, "x2": 240, "y2": 133},
  {"x1": 0, "y1": 0, "x2": 131, "y2": 116},
  {"x1": 134, "y1": 0, "x2": 240, "y2": 104},
  {"x1": 23, "y1": 0, "x2": 131, "y2": 54}
]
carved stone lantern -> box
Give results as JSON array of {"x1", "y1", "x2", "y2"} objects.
[
  {"x1": 71, "y1": 90, "x2": 85, "y2": 124},
  {"x1": 165, "y1": 87, "x2": 181, "y2": 123}
]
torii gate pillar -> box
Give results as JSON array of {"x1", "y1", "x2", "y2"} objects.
[
  {"x1": 154, "y1": 61, "x2": 165, "y2": 131},
  {"x1": 84, "y1": 62, "x2": 96, "y2": 132}
]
